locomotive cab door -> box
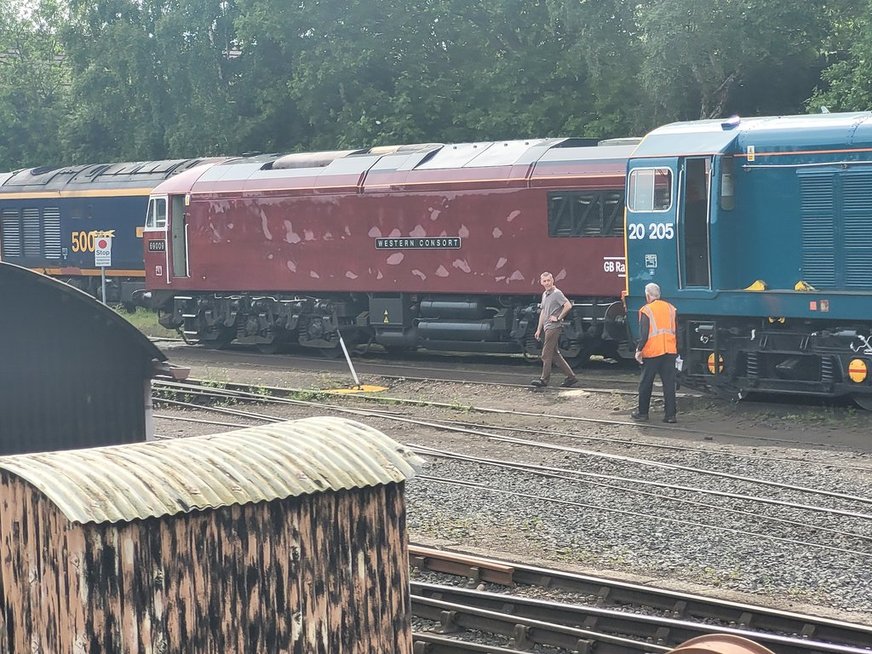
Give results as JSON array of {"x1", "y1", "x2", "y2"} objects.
[
  {"x1": 625, "y1": 158, "x2": 678, "y2": 315},
  {"x1": 169, "y1": 194, "x2": 189, "y2": 278},
  {"x1": 144, "y1": 195, "x2": 169, "y2": 284},
  {"x1": 678, "y1": 157, "x2": 711, "y2": 288}
]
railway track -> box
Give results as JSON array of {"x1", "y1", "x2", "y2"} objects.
[
  {"x1": 151, "y1": 377, "x2": 872, "y2": 636},
  {"x1": 160, "y1": 340, "x2": 872, "y2": 414},
  {"x1": 158, "y1": 341, "x2": 646, "y2": 393},
  {"x1": 409, "y1": 546, "x2": 872, "y2": 654},
  {"x1": 152, "y1": 377, "x2": 867, "y2": 449}
]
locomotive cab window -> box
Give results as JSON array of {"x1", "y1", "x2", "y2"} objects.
[
  {"x1": 627, "y1": 168, "x2": 672, "y2": 212},
  {"x1": 146, "y1": 197, "x2": 167, "y2": 229},
  {"x1": 547, "y1": 190, "x2": 625, "y2": 237}
]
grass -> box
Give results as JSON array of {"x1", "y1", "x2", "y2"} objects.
[{"x1": 117, "y1": 307, "x2": 178, "y2": 339}]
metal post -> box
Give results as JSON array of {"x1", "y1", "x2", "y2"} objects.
[
  {"x1": 101, "y1": 267, "x2": 107, "y2": 306},
  {"x1": 338, "y1": 332, "x2": 361, "y2": 388}
]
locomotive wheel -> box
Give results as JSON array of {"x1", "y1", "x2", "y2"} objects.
[{"x1": 851, "y1": 393, "x2": 872, "y2": 411}]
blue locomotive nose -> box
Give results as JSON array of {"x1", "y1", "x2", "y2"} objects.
[{"x1": 625, "y1": 111, "x2": 872, "y2": 409}]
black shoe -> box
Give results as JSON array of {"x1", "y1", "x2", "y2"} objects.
[
  {"x1": 663, "y1": 416, "x2": 677, "y2": 424},
  {"x1": 631, "y1": 412, "x2": 649, "y2": 421},
  {"x1": 531, "y1": 378, "x2": 547, "y2": 387},
  {"x1": 560, "y1": 377, "x2": 579, "y2": 388}
]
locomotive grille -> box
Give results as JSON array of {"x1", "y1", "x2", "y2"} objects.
[
  {"x1": 746, "y1": 352, "x2": 759, "y2": 379},
  {"x1": 42, "y1": 208, "x2": 61, "y2": 260},
  {"x1": 821, "y1": 355, "x2": 834, "y2": 384},
  {"x1": 841, "y1": 173, "x2": 872, "y2": 288},
  {"x1": 22, "y1": 208, "x2": 41, "y2": 258},
  {"x1": 0, "y1": 209, "x2": 21, "y2": 257},
  {"x1": 799, "y1": 173, "x2": 835, "y2": 287}
]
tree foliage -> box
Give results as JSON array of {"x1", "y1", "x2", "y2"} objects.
[
  {"x1": 809, "y1": 0, "x2": 872, "y2": 112},
  {"x1": 0, "y1": 0, "x2": 867, "y2": 169},
  {"x1": 0, "y1": 0, "x2": 69, "y2": 167},
  {"x1": 636, "y1": 0, "x2": 831, "y2": 123}
]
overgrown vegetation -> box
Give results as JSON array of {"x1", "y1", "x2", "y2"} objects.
[{"x1": 118, "y1": 307, "x2": 178, "y2": 339}]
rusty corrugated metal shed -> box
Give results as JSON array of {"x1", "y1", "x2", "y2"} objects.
[{"x1": 0, "y1": 417, "x2": 424, "y2": 524}]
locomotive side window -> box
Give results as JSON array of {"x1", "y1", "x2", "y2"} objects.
[
  {"x1": 627, "y1": 168, "x2": 672, "y2": 212},
  {"x1": 146, "y1": 197, "x2": 167, "y2": 228},
  {"x1": 548, "y1": 190, "x2": 625, "y2": 237}
]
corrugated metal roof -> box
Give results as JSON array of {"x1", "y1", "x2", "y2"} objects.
[{"x1": 0, "y1": 417, "x2": 425, "y2": 524}]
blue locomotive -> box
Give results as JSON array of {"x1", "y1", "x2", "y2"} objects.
[
  {"x1": 0, "y1": 159, "x2": 207, "y2": 305},
  {"x1": 625, "y1": 112, "x2": 872, "y2": 408}
]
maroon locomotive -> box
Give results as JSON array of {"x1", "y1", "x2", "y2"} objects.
[{"x1": 139, "y1": 138, "x2": 632, "y2": 359}]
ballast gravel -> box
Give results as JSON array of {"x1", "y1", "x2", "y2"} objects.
[
  {"x1": 405, "y1": 431, "x2": 872, "y2": 623},
  {"x1": 151, "y1": 352, "x2": 872, "y2": 625}
]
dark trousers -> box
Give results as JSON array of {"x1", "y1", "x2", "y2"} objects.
[
  {"x1": 638, "y1": 353, "x2": 677, "y2": 418},
  {"x1": 541, "y1": 327, "x2": 574, "y2": 383}
]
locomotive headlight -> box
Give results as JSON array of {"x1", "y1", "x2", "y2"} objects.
[{"x1": 848, "y1": 358, "x2": 868, "y2": 383}]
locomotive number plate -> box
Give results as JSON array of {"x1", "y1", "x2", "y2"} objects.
[{"x1": 148, "y1": 240, "x2": 166, "y2": 252}]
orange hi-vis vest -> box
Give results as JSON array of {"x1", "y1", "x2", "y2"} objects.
[{"x1": 640, "y1": 299, "x2": 677, "y2": 358}]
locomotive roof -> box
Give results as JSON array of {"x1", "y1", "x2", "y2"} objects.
[
  {"x1": 0, "y1": 158, "x2": 212, "y2": 193},
  {"x1": 632, "y1": 111, "x2": 872, "y2": 158},
  {"x1": 151, "y1": 138, "x2": 635, "y2": 195}
]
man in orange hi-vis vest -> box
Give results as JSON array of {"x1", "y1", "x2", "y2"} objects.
[{"x1": 632, "y1": 282, "x2": 678, "y2": 423}]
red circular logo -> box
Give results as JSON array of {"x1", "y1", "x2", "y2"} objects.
[{"x1": 97, "y1": 239, "x2": 108, "y2": 249}]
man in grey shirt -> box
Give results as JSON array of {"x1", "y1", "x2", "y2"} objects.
[{"x1": 532, "y1": 271, "x2": 578, "y2": 387}]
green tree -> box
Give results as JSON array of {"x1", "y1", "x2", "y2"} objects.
[
  {"x1": 808, "y1": 0, "x2": 872, "y2": 112},
  {"x1": 636, "y1": 0, "x2": 830, "y2": 123},
  {"x1": 60, "y1": 0, "x2": 247, "y2": 161},
  {"x1": 0, "y1": 0, "x2": 69, "y2": 168},
  {"x1": 151, "y1": 0, "x2": 242, "y2": 156},
  {"x1": 549, "y1": 0, "x2": 645, "y2": 137},
  {"x1": 1, "y1": 0, "x2": 852, "y2": 169},
  {"x1": 251, "y1": 0, "x2": 617, "y2": 148},
  {"x1": 60, "y1": 0, "x2": 172, "y2": 160},
  {"x1": 231, "y1": 0, "x2": 309, "y2": 153}
]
